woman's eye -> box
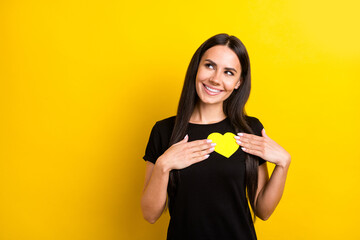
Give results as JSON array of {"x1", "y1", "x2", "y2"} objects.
[
  {"x1": 225, "y1": 71, "x2": 234, "y2": 76},
  {"x1": 205, "y1": 63, "x2": 214, "y2": 69}
]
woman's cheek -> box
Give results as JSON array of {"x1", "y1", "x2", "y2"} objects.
[
  {"x1": 197, "y1": 72, "x2": 208, "y2": 81},
  {"x1": 224, "y1": 80, "x2": 237, "y2": 91},
  {"x1": 200, "y1": 67, "x2": 214, "y2": 79}
]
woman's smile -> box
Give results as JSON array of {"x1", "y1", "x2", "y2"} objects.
[{"x1": 202, "y1": 83, "x2": 223, "y2": 95}]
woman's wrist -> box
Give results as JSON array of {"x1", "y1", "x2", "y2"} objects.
[
  {"x1": 156, "y1": 155, "x2": 171, "y2": 174},
  {"x1": 276, "y1": 154, "x2": 291, "y2": 169}
]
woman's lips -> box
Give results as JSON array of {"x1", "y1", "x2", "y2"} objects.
[{"x1": 203, "y1": 83, "x2": 223, "y2": 96}]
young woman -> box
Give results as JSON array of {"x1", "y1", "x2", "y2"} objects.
[{"x1": 141, "y1": 33, "x2": 291, "y2": 240}]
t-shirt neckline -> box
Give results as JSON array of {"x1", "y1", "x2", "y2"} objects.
[{"x1": 188, "y1": 116, "x2": 228, "y2": 126}]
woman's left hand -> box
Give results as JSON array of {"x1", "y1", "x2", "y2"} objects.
[{"x1": 234, "y1": 129, "x2": 291, "y2": 168}]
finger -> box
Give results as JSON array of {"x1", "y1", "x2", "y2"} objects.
[
  {"x1": 262, "y1": 128, "x2": 268, "y2": 138},
  {"x1": 198, "y1": 145, "x2": 216, "y2": 155},
  {"x1": 190, "y1": 141, "x2": 216, "y2": 153},
  {"x1": 173, "y1": 134, "x2": 189, "y2": 146},
  {"x1": 187, "y1": 139, "x2": 214, "y2": 150},
  {"x1": 236, "y1": 133, "x2": 263, "y2": 142},
  {"x1": 186, "y1": 143, "x2": 216, "y2": 165},
  {"x1": 189, "y1": 147, "x2": 215, "y2": 158},
  {"x1": 241, "y1": 147, "x2": 264, "y2": 158},
  {"x1": 188, "y1": 138, "x2": 212, "y2": 146},
  {"x1": 236, "y1": 140, "x2": 263, "y2": 152},
  {"x1": 189, "y1": 152, "x2": 211, "y2": 164},
  {"x1": 235, "y1": 136, "x2": 263, "y2": 147},
  {"x1": 190, "y1": 145, "x2": 215, "y2": 159}
]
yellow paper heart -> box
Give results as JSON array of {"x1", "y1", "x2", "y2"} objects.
[{"x1": 207, "y1": 132, "x2": 239, "y2": 158}]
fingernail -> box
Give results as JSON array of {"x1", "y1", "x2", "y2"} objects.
[
  {"x1": 241, "y1": 147, "x2": 246, "y2": 151},
  {"x1": 209, "y1": 147, "x2": 215, "y2": 151},
  {"x1": 211, "y1": 143, "x2": 216, "y2": 146},
  {"x1": 234, "y1": 136, "x2": 240, "y2": 139},
  {"x1": 236, "y1": 140, "x2": 241, "y2": 144},
  {"x1": 184, "y1": 134, "x2": 188, "y2": 139},
  {"x1": 206, "y1": 139, "x2": 212, "y2": 143},
  {"x1": 205, "y1": 154, "x2": 210, "y2": 158},
  {"x1": 238, "y1": 133, "x2": 243, "y2": 136}
]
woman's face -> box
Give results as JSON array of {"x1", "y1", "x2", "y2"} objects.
[{"x1": 195, "y1": 45, "x2": 242, "y2": 106}]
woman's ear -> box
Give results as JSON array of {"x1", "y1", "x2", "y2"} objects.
[{"x1": 234, "y1": 79, "x2": 241, "y2": 89}]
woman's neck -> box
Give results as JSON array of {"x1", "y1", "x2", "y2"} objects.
[{"x1": 189, "y1": 101, "x2": 226, "y2": 124}]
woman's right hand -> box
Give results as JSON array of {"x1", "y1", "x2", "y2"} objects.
[{"x1": 158, "y1": 134, "x2": 216, "y2": 172}]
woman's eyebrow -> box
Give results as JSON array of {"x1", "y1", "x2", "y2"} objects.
[{"x1": 204, "y1": 59, "x2": 237, "y2": 73}]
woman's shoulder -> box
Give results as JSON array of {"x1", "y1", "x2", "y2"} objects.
[
  {"x1": 245, "y1": 115, "x2": 260, "y2": 124},
  {"x1": 244, "y1": 115, "x2": 264, "y2": 135},
  {"x1": 154, "y1": 115, "x2": 176, "y2": 131}
]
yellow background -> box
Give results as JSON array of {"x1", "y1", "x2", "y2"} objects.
[{"x1": 1, "y1": 0, "x2": 359, "y2": 239}]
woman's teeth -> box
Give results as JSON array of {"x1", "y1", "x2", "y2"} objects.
[{"x1": 204, "y1": 84, "x2": 221, "y2": 93}]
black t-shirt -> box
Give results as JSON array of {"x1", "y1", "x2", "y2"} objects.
[{"x1": 143, "y1": 115, "x2": 266, "y2": 240}]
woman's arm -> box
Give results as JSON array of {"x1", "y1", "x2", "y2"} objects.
[
  {"x1": 141, "y1": 159, "x2": 169, "y2": 224},
  {"x1": 141, "y1": 136, "x2": 215, "y2": 224},
  {"x1": 235, "y1": 128, "x2": 291, "y2": 221},
  {"x1": 254, "y1": 159, "x2": 291, "y2": 220}
]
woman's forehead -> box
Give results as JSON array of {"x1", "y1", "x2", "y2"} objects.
[{"x1": 201, "y1": 45, "x2": 241, "y2": 70}]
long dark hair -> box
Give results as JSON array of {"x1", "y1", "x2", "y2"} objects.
[{"x1": 167, "y1": 33, "x2": 260, "y2": 223}]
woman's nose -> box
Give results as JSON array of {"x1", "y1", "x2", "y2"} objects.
[{"x1": 209, "y1": 71, "x2": 221, "y2": 85}]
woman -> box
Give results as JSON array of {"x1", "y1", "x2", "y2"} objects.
[{"x1": 141, "y1": 33, "x2": 291, "y2": 240}]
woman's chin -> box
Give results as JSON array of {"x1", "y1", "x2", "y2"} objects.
[{"x1": 198, "y1": 98, "x2": 222, "y2": 106}]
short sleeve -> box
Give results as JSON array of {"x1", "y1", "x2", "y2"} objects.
[
  {"x1": 143, "y1": 122, "x2": 162, "y2": 164},
  {"x1": 252, "y1": 117, "x2": 267, "y2": 166}
]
